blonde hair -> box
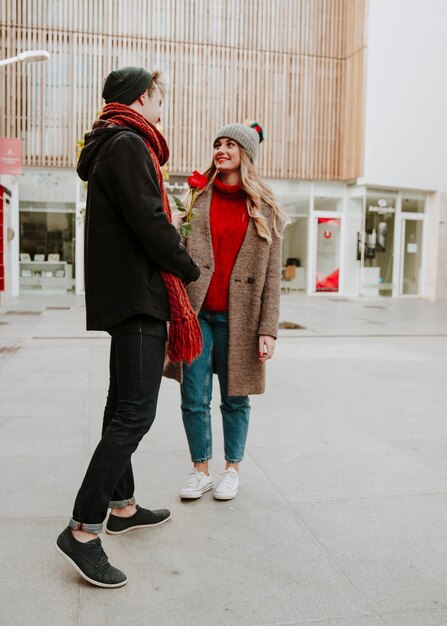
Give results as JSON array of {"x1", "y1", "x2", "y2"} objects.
[{"x1": 197, "y1": 148, "x2": 290, "y2": 243}]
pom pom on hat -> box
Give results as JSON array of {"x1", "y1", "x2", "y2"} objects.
[
  {"x1": 214, "y1": 120, "x2": 265, "y2": 162},
  {"x1": 245, "y1": 120, "x2": 265, "y2": 144}
]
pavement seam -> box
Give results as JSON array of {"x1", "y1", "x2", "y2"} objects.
[
  {"x1": 284, "y1": 490, "x2": 447, "y2": 505},
  {"x1": 264, "y1": 614, "x2": 384, "y2": 626}
]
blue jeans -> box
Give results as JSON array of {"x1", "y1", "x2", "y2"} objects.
[
  {"x1": 70, "y1": 315, "x2": 167, "y2": 533},
  {"x1": 181, "y1": 311, "x2": 250, "y2": 464}
]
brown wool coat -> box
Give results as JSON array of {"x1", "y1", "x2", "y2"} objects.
[{"x1": 164, "y1": 186, "x2": 282, "y2": 396}]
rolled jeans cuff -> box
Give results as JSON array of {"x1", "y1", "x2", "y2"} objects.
[
  {"x1": 69, "y1": 518, "x2": 103, "y2": 534},
  {"x1": 226, "y1": 457, "x2": 244, "y2": 464},
  {"x1": 109, "y1": 497, "x2": 135, "y2": 509}
]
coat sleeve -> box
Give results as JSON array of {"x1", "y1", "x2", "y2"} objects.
[
  {"x1": 257, "y1": 224, "x2": 283, "y2": 338},
  {"x1": 106, "y1": 132, "x2": 200, "y2": 283}
]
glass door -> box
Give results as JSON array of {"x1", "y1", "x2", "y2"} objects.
[
  {"x1": 399, "y1": 216, "x2": 424, "y2": 295},
  {"x1": 314, "y1": 216, "x2": 341, "y2": 292},
  {"x1": 280, "y1": 195, "x2": 310, "y2": 293},
  {"x1": 361, "y1": 191, "x2": 397, "y2": 297}
]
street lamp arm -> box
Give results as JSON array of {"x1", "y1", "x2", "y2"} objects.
[
  {"x1": 0, "y1": 50, "x2": 50, "y2": 67},
  {"x1": 0, "y1": 56, "x2": 19, "y2": 67}
]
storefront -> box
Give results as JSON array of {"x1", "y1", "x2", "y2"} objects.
[
  {"x1": 272, "y1": 181, "x2": 428, "y2": 298},
  {"x1": 16, "y1": 169, "x2": 80, "y2": 294},
  {"x1": 348, "y1": 188, "x2": 426, "y2": 298},
  {"x1": 6, "y1": 170, "x2": 430, "y2": 300},
  {"x1": 19, "y1": 202, "x2": 76, "y2": 292}
]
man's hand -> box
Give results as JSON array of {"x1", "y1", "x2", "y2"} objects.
[{"x1": 258, "y1": 335, "x2": 276, "y2": 364}]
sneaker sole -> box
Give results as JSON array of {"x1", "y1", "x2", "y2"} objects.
[
  {"x1": 179, "y1": 482, "x2": 213, "y2": 499},
  {"x1": 54, "y1": 542, "x2": 127, "y2": 588},
  {"x1": 105, "y1": 512, "x2": 172, "y2": 535},
  {"x1": 213, "y1": 489, "x2": 238, "y2": 500}
]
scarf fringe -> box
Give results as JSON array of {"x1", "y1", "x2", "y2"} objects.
[
  {"x1": 167, "y1": 314, "x2": 203, "y2": 365},
  {"x1": 161, "y1": 269, "x2": 203, "y2": 364}
]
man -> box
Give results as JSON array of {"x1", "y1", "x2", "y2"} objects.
[{"x1": 55, "y1": 66, "x2": 201, "y2": 588}]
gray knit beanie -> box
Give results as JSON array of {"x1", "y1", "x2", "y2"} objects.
[{"x1": 214, "y1": 122, "x2": 264, "y2": 162}]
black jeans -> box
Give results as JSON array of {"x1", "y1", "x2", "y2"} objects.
[{"x1": 70, "y1": 315, "x2": 167, "y2": 533}]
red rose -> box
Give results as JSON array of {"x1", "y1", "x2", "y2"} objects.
[{"x1": 188, "y1": 170, "x2": 208, "y2": 190}]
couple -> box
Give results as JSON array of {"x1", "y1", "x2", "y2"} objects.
[{"x1": 55, "y1": 66, "x2": 287, "y2": 588}]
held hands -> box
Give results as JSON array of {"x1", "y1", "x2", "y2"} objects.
[{"x1": 258, "y1": 335, "x2": 276, "y2": 364}]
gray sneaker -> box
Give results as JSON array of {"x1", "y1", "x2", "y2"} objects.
[{"x1": 55, "y1": 527, "x2": 127, "y2": 588}]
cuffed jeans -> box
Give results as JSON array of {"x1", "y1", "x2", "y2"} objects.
[
  {"x1": 181, "y1": 311, "x2": 250, "y2": 464},
  {"x1": 70, "y1": 315, "x2": 167, "y2": 534}
]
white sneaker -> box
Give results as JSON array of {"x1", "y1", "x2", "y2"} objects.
[
  {"x1": 179, "y1": 469, "x2": 213, "y2": 499},
  {"x1": 213, "y1": 468, "x2": 239, "y2": 500}
]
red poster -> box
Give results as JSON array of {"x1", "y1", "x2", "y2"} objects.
[
  {"x1": 0, "y1": 138, "x2": 22, "y2": 174},
  {"x1": 315, "y1": 217, "x2": 341, "y2": 292}
]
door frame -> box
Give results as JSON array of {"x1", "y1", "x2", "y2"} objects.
[{"x1": 397, "y1": 211, "x2": 426, "y2": 297}]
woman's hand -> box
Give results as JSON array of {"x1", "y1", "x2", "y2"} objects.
[{"x1": 258, "y1": 335, "x2": 276, "y2": 363}]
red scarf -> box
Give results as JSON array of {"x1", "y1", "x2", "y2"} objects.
[{"x1": 98, "y1": 103, "x2": 202, "y2": 365}]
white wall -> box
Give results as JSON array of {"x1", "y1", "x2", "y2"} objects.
[{"x1": 362, "y1": 0, "x2": 447, "y2": 192}]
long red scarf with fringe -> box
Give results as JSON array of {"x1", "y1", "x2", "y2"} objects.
[{"x1": 98, "y1": 103, "x2": 202, "y2": 365}]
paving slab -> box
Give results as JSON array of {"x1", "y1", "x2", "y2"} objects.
[
  {"x1": 249, "y1": 439, "x2": 447, "y2": 504},
  {"x1": 78, "y1": 505, "x2": 373, "y2": 626},
  {"x1": 289, "y1": 618, "x2": 383, "y2": 626},
  {"x1": 0, "y1": 519, "x2": 80, "y2": 626},
  {"x1": 380, "y1": 608, "x2": 447, "y2": 625},
  {"x1": 294, "y1": 494, "x2": 447, "y2": 613}
]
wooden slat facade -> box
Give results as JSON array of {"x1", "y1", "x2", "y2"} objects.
[{"x1": 0, "y1": 0, "x2": 367, "y2": 180}]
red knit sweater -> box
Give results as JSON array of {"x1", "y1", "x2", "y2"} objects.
[{"x1": 202, "y1": 176, "x2": 249, "y2": 312}]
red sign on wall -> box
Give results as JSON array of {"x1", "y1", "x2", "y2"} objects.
[{"x1": 0, "y1": 138, "x2": 22, "y2": 174}]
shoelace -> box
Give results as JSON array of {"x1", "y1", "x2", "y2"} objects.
[
  {"x1": 86, "y1": 541, "x2": 109, "y2": 568},
  {"x1": 217, "y1": 470, "x2": 238, "y2": 490},
  {"x1": 184, "y1": 471, "x2": 205, "y2": 489}
]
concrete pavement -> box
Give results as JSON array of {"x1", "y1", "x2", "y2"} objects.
[{"x1": 1, "y1": 292, "x2": 447, "y2": 626}]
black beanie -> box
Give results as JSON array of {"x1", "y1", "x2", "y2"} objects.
[{"x1": 102, "y1": 66, "x2": 152, "y2": 105}]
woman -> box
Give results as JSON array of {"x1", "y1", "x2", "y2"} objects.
[{"x1": 174, "y1": 122, "x2": 288, "y2": 500}]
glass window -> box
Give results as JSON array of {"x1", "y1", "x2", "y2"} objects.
[
  {"x1": 280, "y1": 196, "x2": 310, "y2": 217},
  {"x1": 19, "y1": 209, "x2": 75, "y2": 278},
  {"x1": 313, "y1": 182, "x2": 345, "y2": 212},
  {"x1": 314, "y1": 196, "x2": 343, "y2": 212},
  {"x1": 401, "y1": 197, "x2": 425, "y2": 213},
  {"x1": 280, "y1": 196, "x2": 309, "y2": 292}
]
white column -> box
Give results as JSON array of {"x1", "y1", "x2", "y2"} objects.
[
  {"x1": 425, "y1": 192, "x2": 447, "y2": 301},
  {"x1": 75, "y1": 177, "x2": 85, "y2": 295}
]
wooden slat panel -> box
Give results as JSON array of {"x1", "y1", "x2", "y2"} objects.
[{"x1": 0, "y1": 0, "x2": 367, "y2": 180}]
